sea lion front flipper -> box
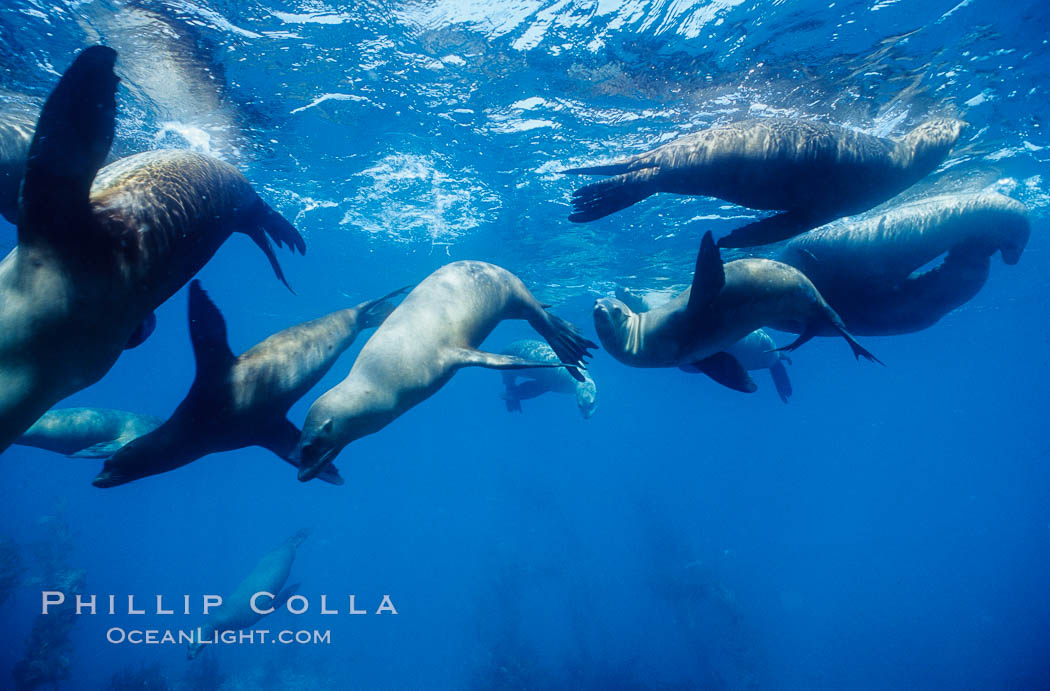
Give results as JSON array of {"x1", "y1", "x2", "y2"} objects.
[
  {"x1": 769, "y1": 360, "x2": 793, "y2": 404},
  {"x1": 716, "y1": 210, "x2": 823, "y2": 249},
  {"x1": 19, "y1": 46, "x2": 118, "y2": 245},
  {"x1": 272, "y1": 583, "x2": 301, "y2": 610},
  {"x1": 679, "y1": 352, "x2": 757, "y2": 393},
  {"x1": 686, "y1": 231, "x2": 725, "y2": 313},
  {"x1": 187, "y1": 280, "x2": 236, "y2": 379},
  {"x1": 123, "y1": 311, "x2": 157, "y2": 350},
  {"x1": 67, "y1": 440, "x2": 126, "y2": 458}
]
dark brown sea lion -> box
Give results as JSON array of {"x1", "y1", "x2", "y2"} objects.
[{"x1": 565, "y1": 117, "x2": 964, "y2": 247}]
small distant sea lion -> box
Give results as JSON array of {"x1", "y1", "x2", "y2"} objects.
[
  {"x1": 14, "y1": 408, "x2": 161, "y2": 458},
  {"x1": 188, "y1": 530, "x2": 308, "y2": 660},
  {"x1": 776, "y1": 192, "x2": 1030, "y2": 335},
  {"x1": 724, "y1": 330, "x2": 793, "y2": 403},
  {"x1": 0, "y1": 47, "x2": 304, "y2": 453},
  {"x1": 594, "y1": 232, "x2": 878, "y2": 393},
  {"x1": 296, "y1": 261, "x2": 597, "y2": 481},
  {"x1": 500, "y1": 339, "x2": 598, "y2": 418},
  {"x1": 93, "y1": 281, "x2": 407, "y2": 488},
  {"x1": 614, "y1": 287, "x2": 792, "y2": 401},
  {"x1": 565, "y1": 117, "x2": 964, "y2": 247}
]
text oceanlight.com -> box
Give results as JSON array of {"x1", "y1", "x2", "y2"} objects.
[{"x1": 106, "y1": 628, "x2": 331, "y2": 646}]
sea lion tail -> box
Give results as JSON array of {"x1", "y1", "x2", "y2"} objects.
[
  {"x1": 542, "y1": 313, "x2": 599, "y2": 383},
  {"x1": 288, "y1": 530, "x2": 310, "y2": 548},
  {"x1": 243, "y1": 200, "x2": 306, "y2": 293},
  {"x1": 568, "y1": 170, "x2": 658, "y2": 223},
  {"x1": 357, "y1": 285, "x2": 412, "y2": 330}
]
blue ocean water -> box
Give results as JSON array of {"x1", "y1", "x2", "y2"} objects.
[{"x1": 0, "y1": 0, "x2": 1048, "y2": 689}]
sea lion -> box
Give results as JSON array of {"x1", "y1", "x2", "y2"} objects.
[
  {"x1": 593, "y1": 232, "x2": 878, "y2": 393},
  {"x1": 776, "y1": 192, "x2": 1030, "y2": 335},
  {"x1": 92, "y1": 281, "x2": 407, "y2": 488},
  {"x1": 499, "y1": 339, "x2": 598, "y2": 418},
  {"x1": 0, "y1": 47, "x2": 304, "y2": 453},
  {"x1": 14, "y1": 407, "x2": 161, "y2": 458},
  {"x1": 565, "y1": 117, "x2": 964, "y2": 247},
  {"x1": 187, "y1": 530, "x2": 308, "y2": 660},
  {"x1": 296, "y1": 261, "x2": 598, "y2": 481},
  {"x1": 614, "y1": 287, "x2": 792, "y2": 401}
]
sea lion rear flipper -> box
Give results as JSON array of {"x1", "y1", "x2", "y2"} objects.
[
  {"x1": 536, "y1": 313, "x2": 598, "y2": 383},
  {"x1": 717, "y1": 210, "x2": 824, "y2": 249},
  {"x1": 68, "y1": 440, "x2": 126, "y2": 458},
  {"x1": 507, "y1": 380, "x2": 547, "y2": 402},
  {"x1": 188, "y1": 281, "x2": 236, "y2": 379},
  {"x1": 356, "y1": 285, "x2": 413, "y2": 331},
  {"x1": 768, "y1": 360, "x2": 793, "y2": 404},
  {"x1": 502, "y1": 394, "x2": 523, "y2": 413},
  {"x1": 242, "y1": 199, "x2": 306, "y2": 294},
  {"x1": 568, "y1": 169, "x2": 658, "y2": 223},
  {"x1": 19, "y1": 46, "x2": 118, "y2": 245},
  {"x1": 679, "y1": 352, "x2": 757, "y2": 393},
  {"x1": 686, "y1": 231, "x2": 725, "y2": 313}
]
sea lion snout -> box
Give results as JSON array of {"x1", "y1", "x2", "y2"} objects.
[{"x1": 296, "y1": 418, "x2": 337, "y2": 482}]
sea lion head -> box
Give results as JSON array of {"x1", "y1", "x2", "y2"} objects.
[
  {"x1": 297, "y1": 385, "x2": 393, "y2": 482},
  {"x1": 902, "y1": 117, "x2": 966, "y2": 171},
  {"x1": 592, "y1": 297, "x2": 636, "y2": 359},
  {"x1": 575, "y1": 378, "x2": 598, "y2": 419}
]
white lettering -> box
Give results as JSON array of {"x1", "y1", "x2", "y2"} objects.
[{"x1": 41, "y1": 591, "x2": 64, "y2": 614}]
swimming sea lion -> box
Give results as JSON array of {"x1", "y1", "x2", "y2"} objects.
[
  {"x1": 296, "y1": 261, "x2": 598, "y2": 481},
  {"x1": 93, "y1": 281, "x2": 406, "y2": 488},
  {"x1": 500, "y1": 339, "x2": 598, "y2": 418},
  {"x1": 776, "y1": 192, "x2": 1030, "y2": 335},
  {"x1": 187, "y1": 530, "x2": 308, "y2": 660},
  {"x1": 593, "y1": 232, "x2": 878, "y2": 393},
  {"x1": 0, "y1": 47, "x2": 304, "y2": 453},
  {"x1": 614, "y1": 287, "x2": 792, "y2": 401},
  {"x1": 565, "y1": 117, "x2": 964, "y2": 247},
  {"x1": 14, "y1": 407, "x2": 161, "y2": 458}
]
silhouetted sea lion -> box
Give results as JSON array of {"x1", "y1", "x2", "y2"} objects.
[
  {"x1": 565, "y1": 117, "x2": 964, "y2": 247},
  {"x1": 0, "y1": 47, "x2": 304, "y2": 453},
  {"x1": 14, "y1": 407, "x2": 161, "y2": 458},
  {"x1": 776, "y1": 191, "x2": 1029, "y2": 335},
  {"x1": 296, "y1": 261, "x2": 597, "y2": 481},
  {"x1": 593, "y1": 232, "x2": 878, "y2": 393},
  {"x1": 500, "y1": 339, "x2": 598, "y2": 418},
  {"x1": 93, "y1": 281, "x2": 407, "y2": 488},
  {"x1": 187, "y1": 530, "x2": 308, "y2": 659}
]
